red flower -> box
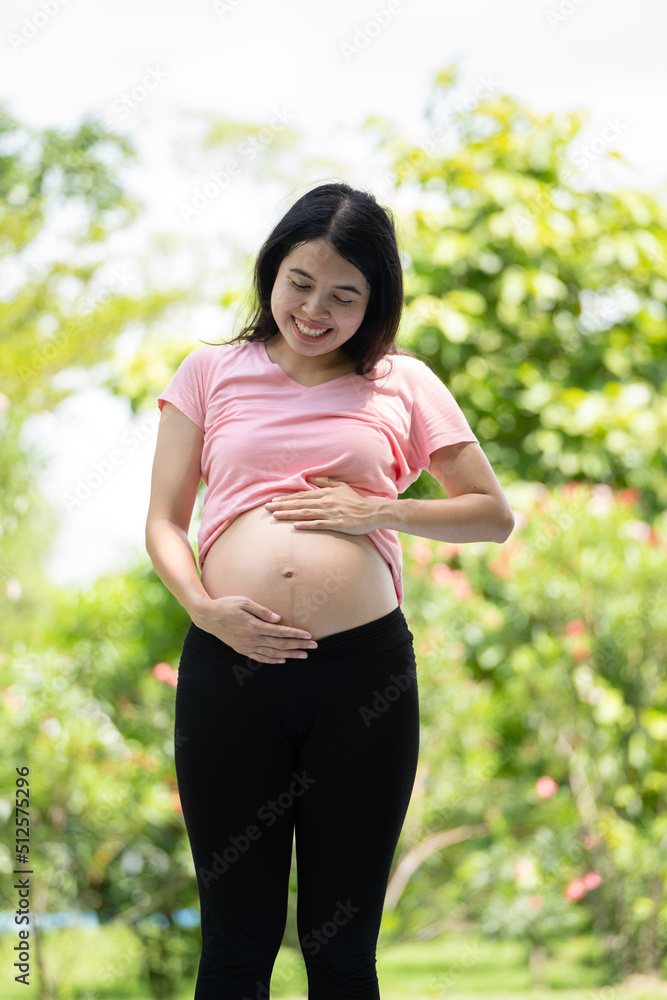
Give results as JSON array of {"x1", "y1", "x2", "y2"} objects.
[
  {"x1": 564, "y1": 878, "x2": 587, "y2": 901},
  {"x1": 583, "y1": 870, "x2": 603, "y2": 890},
  {"x1": 152, "y1": 662, "x2": 178, "y2": 688},
  {"x1": 413, "y1": 541, "x2": 433, "y2": 565},
  {"x1": 450, "y1": 569, "x2": 473, "y2": 601},
  {"x1": 562, "y1": 481, "x2": 586, "y2": 498},
  {"x1": 564, "y1": 871, "x2": 603, "y2": 900},
  {"x1": 431, "y1": 563, "x2": 473, "y2": 600},
  {"x1": 536, "y1": 776, "x2": 558, "y2": 799},
  {"x1": 647, "y1": 527, "x2": 660, "y2": 547},
  {"x1": 616, "y1": 487, "x2": 641, "y2": 508},
  {"x1": 1, "y1": 687, "x2": 22, "y2": 710},
  {"x1": 488, "y1": 547, "x2": 513, "y2": 580},
  {"x1": 565, "y1": 619, "x2": 586, "y2": 637}
]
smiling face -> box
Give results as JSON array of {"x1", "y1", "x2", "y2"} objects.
[{"x1": 269, "y1": 237, "x2": 371, "y2": 370}]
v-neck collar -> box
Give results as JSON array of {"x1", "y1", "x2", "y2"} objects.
[{"x1": 258, "y1": 338, "x2": 360, "y2": 390}]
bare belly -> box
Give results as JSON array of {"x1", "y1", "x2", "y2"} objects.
[{"x1": 199, "y1": 501, "x2": 398, "y2": 639}]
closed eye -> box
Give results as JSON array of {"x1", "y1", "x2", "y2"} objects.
[{"x1": 289, "y1": 278, "x2": 353, "y2": 305}]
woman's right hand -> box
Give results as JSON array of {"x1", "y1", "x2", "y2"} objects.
[{"x1": 188, "y1": 595, "x2": 318, "y2": 663}]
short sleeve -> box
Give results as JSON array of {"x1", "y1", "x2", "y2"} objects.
[
  {"x1": 157, "y1": 349, "x2": 208, "y2": 431},
  {"x1": 408, "y1": 361, "x2": 478, "y2": 471}
]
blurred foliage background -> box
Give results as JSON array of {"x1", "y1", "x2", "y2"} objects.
[{"x1": 1, "y1": 64, "x2": 666, "y2": 998}]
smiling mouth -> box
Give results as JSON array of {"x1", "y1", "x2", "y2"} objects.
[{"x1": 291, "y1": 315, "x2": 333, "y2": 338}]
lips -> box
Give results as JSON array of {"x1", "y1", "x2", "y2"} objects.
[{"x1": 291, "y1": 315, "x2": 332, "y2": 337}]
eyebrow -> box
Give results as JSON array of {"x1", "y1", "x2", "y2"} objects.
[{"x1": 288, "y1": 267, "x2": 363, "y2": 296}]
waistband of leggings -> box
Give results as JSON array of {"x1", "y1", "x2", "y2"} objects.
[
  {"x1": 307, "y1": 605, "x2": 412, "y2": 658},
  {"x1": 186, "y1": 604, "x2": 413, "y2": 660}
]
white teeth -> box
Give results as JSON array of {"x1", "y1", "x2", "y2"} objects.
[{"x1": 293, "y1": 316, "x2": 330, "y2": 337}]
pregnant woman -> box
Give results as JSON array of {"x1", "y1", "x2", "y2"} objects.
[{"x1": 145, "y1": 182, "x2": 514, "y2": 1000}]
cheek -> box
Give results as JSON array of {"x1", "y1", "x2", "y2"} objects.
[
  {"x1": 274, "y1": 287, "x2": 297, "y2": 315},
  {"x1": 347, "y1": 308, "x2": 366, "y2": 330},
  {"x1": 271, "y1": 287, "x2": 288, "y2": 317}
]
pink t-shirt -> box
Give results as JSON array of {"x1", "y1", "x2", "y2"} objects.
[{"x1": 157, "y1": 338, "x2": 478, "y2": 605}]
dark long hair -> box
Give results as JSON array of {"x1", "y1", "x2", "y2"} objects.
[{"x1": 202, "y1": 181, "x2": 419, "y2": 378}]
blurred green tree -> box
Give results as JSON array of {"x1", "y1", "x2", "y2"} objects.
[
  {"x1": 0, "y1": 105, "x2": 189, "y2": 415},
  {"x1": 367, "y1": 64, "x2": 667, "y2": 518},
  {"x1": 0, "y1": 104, "x2": 195, "y2": 650},
  {"x1": 391, "y1": 482, "x2": 667, "y2": 980}
]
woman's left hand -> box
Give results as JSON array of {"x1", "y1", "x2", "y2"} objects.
[{"x1": 264, "y1": 477, "x2": 377, "y2": 535}]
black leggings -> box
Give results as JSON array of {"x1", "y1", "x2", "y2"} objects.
[{"x1": 174, "y1": 604, "x2": 420, "y2": 1000}]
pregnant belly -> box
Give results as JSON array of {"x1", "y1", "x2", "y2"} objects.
[{"x1": 199, "y1": 501, "x2": 398, "y2": 640}]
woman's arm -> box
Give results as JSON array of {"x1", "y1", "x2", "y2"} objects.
[
  {"x1": 369, "y1": 441, "x2": 515, "y2": 544},
  {"x1": 145, "y1": 401, "x2": 318, "y2": 660},
  {"x1": 145, "y1": 402, "x2": 211, "y2": 617},
  {"x1": 265, "y1": 443, "x2": 514, "y2": 543}
]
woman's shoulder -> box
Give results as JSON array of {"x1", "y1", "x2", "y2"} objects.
[
  {"x1": 373, "y1": 347, "x2": 437, "y2": 386},
  {"x1": 187, "y1": 339, "x2": 257, "y2": 371}
]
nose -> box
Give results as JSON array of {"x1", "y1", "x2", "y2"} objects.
[{"x1": 301, "y1": 290, "x2": 331, "y2": 323}]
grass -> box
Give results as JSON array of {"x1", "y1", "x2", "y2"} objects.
[{"x1": 1, "y1": 923, "x2": 666, "y2": 999}]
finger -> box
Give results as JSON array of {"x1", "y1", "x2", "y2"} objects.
[
  {"x1": 272, "y1": 507, "x2": 319, "y2": 518},
  {"x1": 244, "y1": 645, "x2": 299, "y2": 664},
  {"x1": 269, "y1": 500, "x2": 313, "y2": 509},
  {"x1": 253, "y1": 624, "x2": 314, "y2": 639},
  {"x1": 268, "y1": 488, "x2": 325, "y2": 501},
  {"x1": 249, "y1": 653, "x2": 288, "y2": 664},
  {"x1": 266, "y1": 496, "x2": 322, "y2": 509},
  {"x1": 285, "y1": 512, "x2": 334, "y2": 524},
  {"x1": 251, "y1": 644, "x2": 311, "y2": 662}
]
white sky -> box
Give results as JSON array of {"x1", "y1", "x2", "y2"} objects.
[{"x1": 2, "y1": 0, "x2": 666, "y2": 589}]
